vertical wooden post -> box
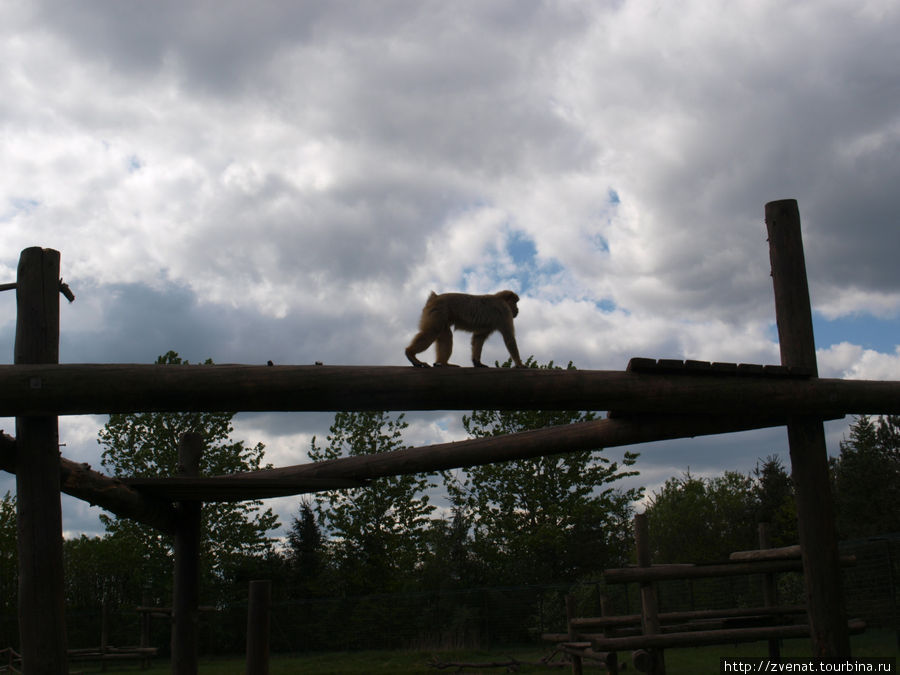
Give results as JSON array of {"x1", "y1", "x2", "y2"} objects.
[
  {"x1": 765, "y1": 199, "x2": 850, "y2": 658},
  {"x1": 634, "y1": 513, "x2": 665, "y2": 675},
  {"x1": 14, "y1": 247, "x2": 69, "y2": 673},
  {"x1": 100, "y1": 596, "x2": 110, "y2": 672},
  {"x1": 564, "y1": 595, "x2": 583, "y2": 675},
  {"x1": 140, "y1": 593, "x2": 151, "y2": 669},
  {"x1": 599, "y1": 595, "x2": 619, "y2": 675},
  {"x1": 758, "y1": 523, "x2": 781, "y2": 660},
  {"x1": 171, "y1": 433, "x2": 203, "y2": 675},
  {"x1": 245, "y1": 580, "x2": 271, "y2": 675}
]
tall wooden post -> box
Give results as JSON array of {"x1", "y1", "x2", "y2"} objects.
[
  {"x1": 171, "y1": 433, "x2": 203, "y2": 675},
  {"x1": 758, "y1": 523, "x2": 780, "y2": 660},
  {"x1": 765, "y1": 199, "x2": 850, "y2": 658},
  {"x1": 245, "y1": 580, "x2": 271, "y2": 675},
  {"x1": 564, "y1": 595, "x2": 583, "y2": 675},
  {"x1": 634, "y1": 513, "x2": 665, "y2": 675},
  {"x1": 15, "y1": 247, "x2": 69, "y2": 673}
]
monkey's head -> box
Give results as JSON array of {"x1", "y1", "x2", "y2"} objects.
[{"x1": 496, "y1": 290, "x2": 520, "y2": 317}]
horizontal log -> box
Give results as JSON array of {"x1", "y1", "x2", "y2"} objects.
[
  {"x1": 627, "y1": 358, "x2": 812, "y2": 378},
  {"x1": 0, "y1": 363, "x2": 896, "y2": 416},
  {"x1": 604, "y1": 560, "x2": 804, "y2": 583},
  {"x1": 559, "y1": 646, "x2": 616, "y2": 666},
  {"x1": 570, "y1": 605, "x2": 807, "y2": 629},
  {"x1": 0, "y1": 432, "x2": 178, "y2": 533},
  {"x1": 730, "y1": 544, "x2": 801, "y2": 561},
  {"x1": 604, "y1": 557, "x2": 855, "y2": 584},
  {"x1": 587, "y1": 619, "x2": 866, "y2": 651}
]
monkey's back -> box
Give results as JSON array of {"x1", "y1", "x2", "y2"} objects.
[{"x1": 434, "y1": 293, "x2": 510, "y2": 333}]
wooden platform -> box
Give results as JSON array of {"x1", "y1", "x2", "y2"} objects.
[{"x1": 627, "y1": 358, "x2": 813, "y2": 378}]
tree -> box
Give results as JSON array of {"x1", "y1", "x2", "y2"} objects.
[
  {"x1": 448, "y1": 359, "x2": 642, "y2": 585},
  {"x1": 753, "y1": 455, "x2": 797, "y2": 547},
  {"x1": 419, "y1": 505, "x2": 480, "y2": 591},
  {"x1": 309, "y1": 411, "x2": 436, "y2": 595},
  {"x1": 646, "y1": 470, "x2": 757, "y2": 563},
  {"x1": 97, "y1": 351, "x2": 279, "y2": 602},
  {"x1": 831, "y1": 415, "x2": 900, "y2": 538},
  {"x1": 286, "y1": 500, "x2": 327, "y2": 597},
  {"x1": 0, "y1": 492, "x2": 16, "y2": 617}
]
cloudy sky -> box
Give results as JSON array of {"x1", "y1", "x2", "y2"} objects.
[{"x1": 2, "y1": 1, "x2": 900, "y2": 539}]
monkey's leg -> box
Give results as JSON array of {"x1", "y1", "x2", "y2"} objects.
[
  {"x1": 433, "y1": 327, "x2": 459, "y2": 367},
  {"x1": 471, "y1": 332, "x2": 491, "y2": 367},
  {"x1": 405, "y1": 331, "x2": 435, "y2": 368},
  {"x1": 500, "y1": 329, "x2": 524, "y2": 368}
]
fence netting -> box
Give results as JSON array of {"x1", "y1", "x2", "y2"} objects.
[{"x1": 0, "y1": 534, "x2": 897, "y2": 655}]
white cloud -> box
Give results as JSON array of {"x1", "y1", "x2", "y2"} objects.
[
  {"x1": 2, "y1": 1, "x2": 900, "y2": 537},
  {"x1": 818, "y1": 343, "x2": 900, "y2": 380}
]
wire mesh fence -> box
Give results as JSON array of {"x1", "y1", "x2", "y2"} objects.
[{"x1": 0, "y1": 534, "x2": 897, "y2": 656}]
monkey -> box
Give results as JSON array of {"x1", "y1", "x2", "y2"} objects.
[{"x1": 405, "y1": 290, "x2": 524, "y2": 368}]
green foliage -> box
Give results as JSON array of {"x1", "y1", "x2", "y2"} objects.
[
  {"x1": 309, "y1": 411, "x2": 437, "y2": 594},
  {"x1": 97, "y1": 351, "x2": 280, "y2": 601},
  {"x1": 646, "y1": 470, "x2": 758, "y2": 563},
  {"x1": 286, "y1": 500, "x2": 327, "y2": 597},
  {"x1": 447, "y1": 358, "x2": 642, "y2": 584},
  {"x1": 64, "y1": 535, "x2": 145, "y2": 609},
  {"x1": 832, "y1": 414, "x2": 900, "y2": 539},
  {"x1": 418, "y1": 506, "x2": 478, "y2": 591},
  {"x1": 753, "y1": 454, "x2": 797, "y2": 546},
  {"x1": 646, "y1": 455, "x2": 800, "y2": 563},
  {"x1": 0, "y1": 492, "x2": 16, "y2": 615}
]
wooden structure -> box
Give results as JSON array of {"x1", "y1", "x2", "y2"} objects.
[
  {"x1": 0, "y1": 200, "x2": 887, "y2": 670},
  {"x1": 544, "y1": 517, "x2": 864, "y2": 674},
  {"x1": 246, "y1": 580, "x2": 272, "y2": 675}
]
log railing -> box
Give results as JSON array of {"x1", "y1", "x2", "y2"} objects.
[{"x1": 544, "y1": 518, "x2": 863, "y2": 674}]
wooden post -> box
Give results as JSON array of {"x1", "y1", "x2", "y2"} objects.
[
  {"x1": 599, "y1": 595, "x2": 619, "y2": 675},
  {"x1": 171, "y1": 433, "x2": 203, "y2": 675},
  {"x1": 758, "y1": 523, "x2": 781, "y2": 660},
  {"x1": 765, "y1": 199, "x2": 850, "y2": 658},
  {"x1": 246, "y1": 580, "x2": 271, "y2": 675},
  {"x1": 634, "y1": 513, "x2": 665, "y2": 675},
  {"x1": 564, "y1": 595, "x2": 583, "y2": 675},
  {"x1": 14, "y1": 247, "x2": 69, "y2": 673},
  {"x1": 141, "y1": 592, "x2": 152, "y2": 669},
  {"x1": 101, "y1": 596, "x2": 109, "y2": 672}
]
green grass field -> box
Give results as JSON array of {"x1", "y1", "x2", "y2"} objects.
[{"x1": 78, "y1": 630, "x2": 898, "y2": 675}]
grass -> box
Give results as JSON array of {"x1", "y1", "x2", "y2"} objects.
[{"x1": 77, "y1": 630, "x2": 898, "y2": 675}]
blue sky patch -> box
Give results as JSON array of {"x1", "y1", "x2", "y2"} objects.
[
  {"x1": 813, "y1": 312, "x2": 900, "y2": 353},
  {"x1": 507, "y1": 230, "x2": 538, "y2": 266}
]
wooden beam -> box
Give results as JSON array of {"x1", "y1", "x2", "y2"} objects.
[
  {"x1": 245, "y1": 580, "x2": 271, "y2": 675},
  {"x1": 121, "y1": 415, "x2": 788, "y2": 502},
  {"x1": 570, "y1": 605, "x2": 808, "y2": 630},
  {"x1": 13, "y1": 247, "x2": 69, "y2": 673},
  {"x1": 730, "y1": 544, "x2": 801, "y2": 561},
  {"x1": 171, "y1": 433, "x2": 202, "y2": 675},
  {"x1": 766, "y1": 198, "x2": 850, "y2": 659},
  {"x1": 0, "y1": 432, "x2": 178, "y2": 533},
  {"x1": 634, "y1": 513, "x2": 665, "y2": 674},
  {"x1": 0, "y1": 363, "x2": 898, "y2": 416},
  {"x1": 586, "y1": 620, "x2": 866, "y2": 652},
  {"x1": 604, "y1": 559, "x2": 805, "y2": 584}
]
